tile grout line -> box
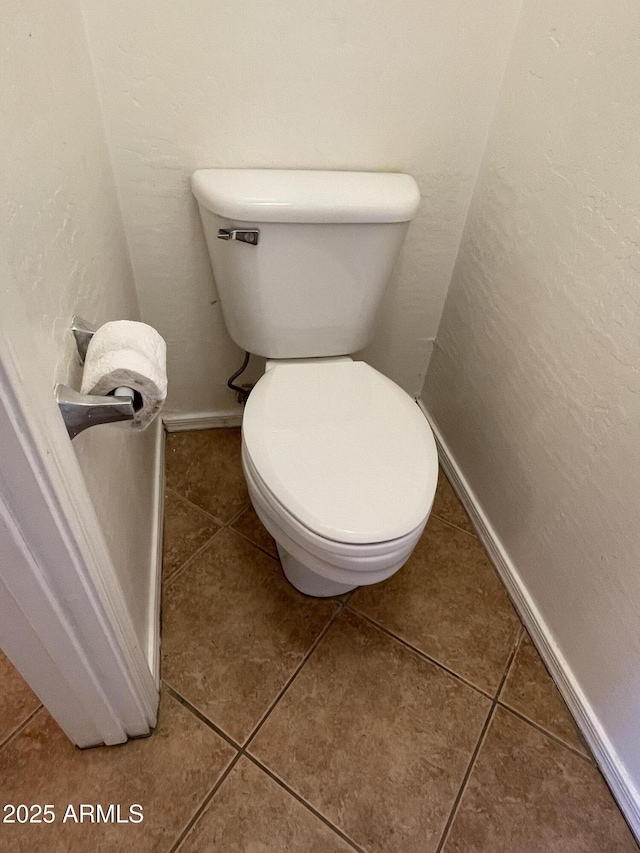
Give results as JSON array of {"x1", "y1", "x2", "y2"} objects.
[
  {"x1": 434, "y1": 703, "x2": 498, "y2": 853},
  {"x1": 225, "y1": 525, "x2": 281, "y2": 563},
  {"x1": 493, "y1": 624, "x2": 525, "y2": 706},
  {"x1": 430, "y1": 512, "x2": 479, "y2": 541},
  {"x1": 162, "y1": 682, "x2": 242, "y2": 752},
  {"x1": 165, "y1": 485, "x2": 231, "y2": 528},
  {"x1": 432, "y1": 497, "x2": 534, "y2": 689},
  {"x1": 345, "y1": 605, "x2": 495, "y2": 702},
  {"x1": 341, "y1": 587, "x2": 359, "y2": 605},
  {"x1": 163, "y1": 526, "x2": 227, "y2": 589},
  {"x1": 168, "y1": 751, "x2": 243, "y2": 853},
  {"x1": 498, "y1": 629, "x2": 593, "y2": 762},
  {"x1": 245, "y1": 753, "x2": 368, "y2": 853},
  {"x1": 0, "y1": 704, "x2": 43, "y2": 754},
  {"x1": 434, "y1": 625, "x2": 524, "y2": 853},
  {"x1": 243, "y1": 602, "x2": 346, "y2": 750},
  {"x1": 165, "y1": 504, "x2": 278, "y2": 591},
  {"x1": 163, "y1": 680, "x2": 366, "y2": 853},
  {"x1": 224, "y1": 500, "x2": 254, "y2": 529},
  {"x1": 455, "y1": 515, "x2": 605, "y2": 774},
  {"x1": 163, "y1": 598, "x2": 344, "y2": 755},
  {"x1": 495, "y1": 700, "x2": 594, "y2": 763}
]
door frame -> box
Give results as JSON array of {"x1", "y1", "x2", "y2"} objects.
[{"x1": 0, "y1": 253, "x2": 158, "y2": 747}]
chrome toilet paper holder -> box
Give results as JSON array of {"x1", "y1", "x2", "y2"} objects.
[
  {"x1": 71, "y1": 315, "x2": 97, "y2": 366},
  {"x1": 55, "y1": 316, "x2": 137, "y2": 440}
]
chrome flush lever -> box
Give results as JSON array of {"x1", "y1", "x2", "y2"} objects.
[{"x1": 217, "y1": 228, "x2": 259, "y2": 246}]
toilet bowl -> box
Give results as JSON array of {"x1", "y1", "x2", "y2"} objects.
[{"x1": 241, "y1": 358, "x2": 438, "y2": 596}]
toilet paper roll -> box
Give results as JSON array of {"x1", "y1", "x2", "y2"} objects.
[{"x1": 80, "y1": 320, "x2": 168, "y2": 430}]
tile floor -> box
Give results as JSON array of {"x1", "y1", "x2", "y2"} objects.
[{"x1": 0, "y1": 427, "x2": 637, "y2": 852}]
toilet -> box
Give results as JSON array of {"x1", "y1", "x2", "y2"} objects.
[{"x1": 192, "y1": 169, "x2": 439, "y2": 596}]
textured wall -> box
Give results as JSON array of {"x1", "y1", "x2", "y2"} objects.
[
  {"x1": 424, "y1": 0, "x2": 640, "y2": 791},
  {"x1": 1, "y1": 0, "x2": 158, "y2": 653},
  {"x1": 80, "y1": 0, "x2": 521, "y2": 414}
]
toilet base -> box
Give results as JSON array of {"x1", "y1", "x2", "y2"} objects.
[{"x1": 277, "y1": 545, "x2": 357, "y2": 597}]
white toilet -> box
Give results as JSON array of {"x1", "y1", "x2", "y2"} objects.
[{"x1": 192, "y1": 169, "x2": 439, "y2": 596}]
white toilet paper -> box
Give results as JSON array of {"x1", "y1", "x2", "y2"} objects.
[{"x1": 80, "y1": 320, "x2": 168, "y2": 430}]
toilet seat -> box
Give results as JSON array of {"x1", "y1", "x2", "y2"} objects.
[
  {"x1": 243, "y1": 444, "x2": 426, "y2": 561},
  {"x1": 243, "y1": 442, "x2": 428, "y2": 590},
  {"x1": 242, "y1": 359, "x2": 438, "y2": 545}
]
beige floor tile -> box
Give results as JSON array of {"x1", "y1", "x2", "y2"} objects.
[
  {"x1": 163, "y1": 490, "x2": 221, "y2": 582},
  {"x1": 0, "y1": 690, "x2": 235, "y2": 853},
  {"x1": 165, "y1": 429, "x2": 248, "y2": 523},
  {"x1": 351, "y1": 517, "x2": 521, "y2": 695},
  {"x1": 500, "y1": 633, "x2": 589, "y2": 755},
  {"x1": 162, "y1": 529, "x2": 338, "y2": 743},
  {"x1": 230, "y1": 503, "x2": 278, "y2": 559},
  {"x1": 180, "y1": 757, "x2": 354, "y2": 852},
  {"x1": 443, "y1": 706, "x2": 638, "y2": 852},
  {"x1": 0, "y1": 651, "x2": 40, "y2": 744},
  {"x1": 250, "y1": 610, "x2": 491, "y2": 853},
  {"x1": 431, "y1": 469, "x2": 476, "y2": 536}
]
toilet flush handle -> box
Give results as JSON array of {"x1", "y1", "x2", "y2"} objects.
[{"x1": 217, "y1": 228, "x2": 259, "y2": 246}]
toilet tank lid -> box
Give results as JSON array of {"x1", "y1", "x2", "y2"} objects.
[{"x1": 191, "y1": 169, "x2": 420, "y2": 223}]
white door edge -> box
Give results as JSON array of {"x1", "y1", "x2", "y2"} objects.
[{"x1": 0, "y1": 253, "x2": 158, "y2": 747}]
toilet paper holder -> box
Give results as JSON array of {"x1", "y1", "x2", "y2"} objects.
[
  {"x1": 71, "y1": 315, "x2": 97, "y2": 366},
  {"x1": 55, "y1": 316, "x2": 137, "y2": 440}
]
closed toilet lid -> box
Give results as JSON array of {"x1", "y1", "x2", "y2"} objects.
[{"x1": 242, "y1": 361, "x2": 438, "y2": 544}]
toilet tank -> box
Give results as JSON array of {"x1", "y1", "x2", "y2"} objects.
[{"x1": 192, "y1": 170, "x2": 420, "y2": 359}]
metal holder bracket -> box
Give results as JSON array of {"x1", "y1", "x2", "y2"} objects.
[
  {"x1": 55, "y1": 385, "x2": 136, "y2": 440},
  {"x1": 71, "y1": 315, "x2": 97, "y2": 365},
  {"x1": 56, "y1": 316, "x2": 136, "y2": 440}
]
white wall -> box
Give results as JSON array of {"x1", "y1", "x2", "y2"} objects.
[
  {"x1": 423, "y1": 0, "x2": 640, "y2": 811},
  {"x1": 1, "y1": 0, "x2": 159, "y2": 656},
  {"x1": 80, "y1": 0, "x2": 522, "y2": 414}
]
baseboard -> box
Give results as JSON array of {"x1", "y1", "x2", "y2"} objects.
[
  {"x1": 416, "y1": 398, "x2": 640, "y2": 840},
  {"x1": 146, "y1": 418, "x2": 165, "y2": 687},
  {"x1": 162, "y1": 409, "x2": 243, "y2": 432}
]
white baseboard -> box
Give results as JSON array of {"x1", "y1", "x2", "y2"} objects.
[
  {"x1": 416, "y1": 398, "x2": 640, "y2": 840},
  {"x1": 146, "y1": 418, "x2": 165, "y2": 687},
  {"x1": 162, "y1": 410, "x2": 243, "y2": 432}
]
